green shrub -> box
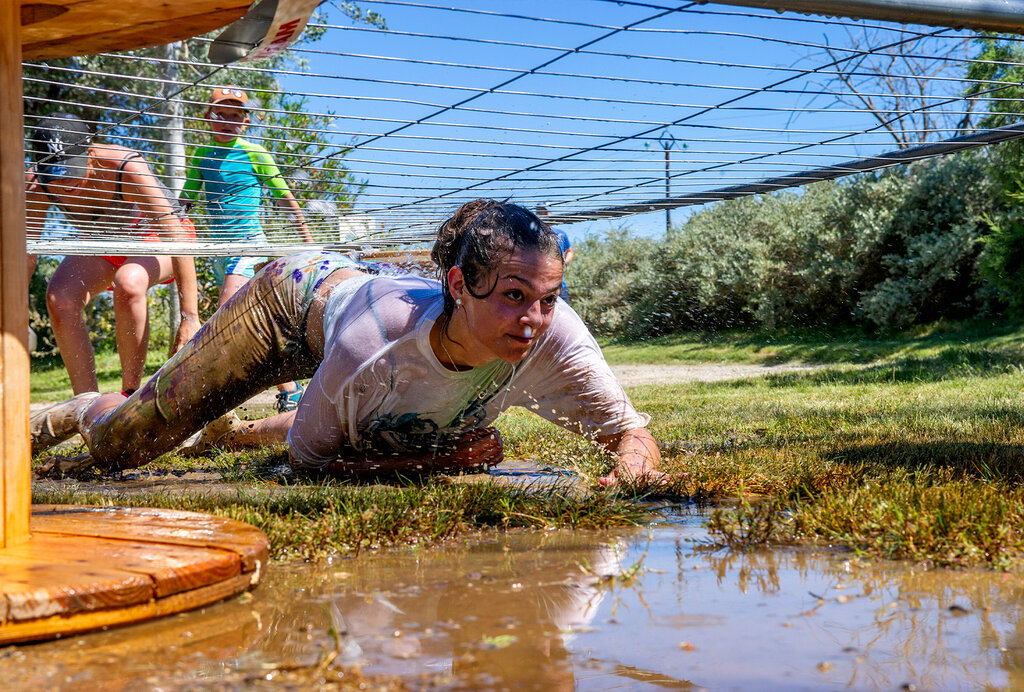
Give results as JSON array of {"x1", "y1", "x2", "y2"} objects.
[{"x1": 570, "y1": 152, "x2": 997, "y2": 338}]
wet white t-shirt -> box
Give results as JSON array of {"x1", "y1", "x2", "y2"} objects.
[{"x1": 287, "y1": 274, "x2": 650, "y2": 468}]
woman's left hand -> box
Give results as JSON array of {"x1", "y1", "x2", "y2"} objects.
[
  {"x1": 597, "y1": 427, "x2": 667, "y2": 488},
  {"x1": 170, "y1": 315, "x2": 200, "y2": 356}
]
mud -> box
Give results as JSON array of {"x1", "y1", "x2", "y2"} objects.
[{"x1": 4, "y1": 508, "x2": 1023, "y2": 690}]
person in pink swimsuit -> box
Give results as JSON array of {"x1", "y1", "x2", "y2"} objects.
[{"x1": 26, "y1": 113, "x2": 200, "y2": 395}]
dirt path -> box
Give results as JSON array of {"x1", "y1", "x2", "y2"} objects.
[
  {"x1": 30, "y1": 363, "x2": 820, "y2": 413},
  {"x1": 609, "y1": 362, "x2": 820, "y2": 387}
]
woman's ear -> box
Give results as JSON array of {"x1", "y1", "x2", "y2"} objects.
[{"x1": 446, "y1": 265, "x2": 465, "y2": 301}]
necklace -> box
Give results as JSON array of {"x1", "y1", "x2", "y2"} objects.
[{"x1": 438, "y1": 325, "x2": 470, "y2": 372}]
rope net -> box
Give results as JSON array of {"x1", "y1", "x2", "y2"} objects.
[{"x1": 21, "y1": 0, "x2": 1024, "y2": 256}]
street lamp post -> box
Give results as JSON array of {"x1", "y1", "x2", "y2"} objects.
[{"x1": 658, "y1": 131, "x2": 677, "y2": 235}]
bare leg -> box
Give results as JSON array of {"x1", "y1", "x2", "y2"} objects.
[
  {"x1": 46, "y1": 256, "x2": 117, "y2": 394},
  {"x1": 112, "y1": 256, "x2": 174, "y2": 392},
  {"x1": 217, "y1": 273, "x2": 249, "y2": 307}
]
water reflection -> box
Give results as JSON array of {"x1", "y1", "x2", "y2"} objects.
[{"x1": 3, "y1": 509, "x2": 1024, "y2": 690}]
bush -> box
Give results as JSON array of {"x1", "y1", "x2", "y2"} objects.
[{"x1": 570, "y1": 151, "x2": 998, "y2": 338}]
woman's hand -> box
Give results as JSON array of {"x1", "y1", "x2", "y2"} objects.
[
  {"x1": 170, "y1": 314, "x2": 201, "y2": 356},
  {"x1": 597, "y1": 427, "x2": 666, "y2": 488}
]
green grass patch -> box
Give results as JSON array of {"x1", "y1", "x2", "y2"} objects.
[
  {"x1": 31, "y1": 349, "x2": 173, "y2": 401},
  {"x1": 598, "y1": 318, "x2": 1024, "y2": 367},
  {"x1": 32, "y1": 473, "x2": 647, "y2": 561},
  {"x1": 620, "y1": 359, "x2": 1024, "y2": 568},
  {"x1": 30, "y1": 318, "x2": 1024, "y2": 568}
]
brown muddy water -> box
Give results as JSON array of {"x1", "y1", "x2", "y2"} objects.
[{"x1": 3, "y1": 506, "x2": 1024, "y2": 691}]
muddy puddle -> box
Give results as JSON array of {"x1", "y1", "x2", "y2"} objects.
[{"x1": 4, "y1": 507, "x2": 1024, "y2": 690}]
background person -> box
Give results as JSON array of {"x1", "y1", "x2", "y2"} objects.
[
  {"x1": 181, "y1": 86, "x2": 314, "y2": 413},
  {"x1": 26, "y1": 113, "x2": 200, "y2": 396},
  {"x1": 32, "y1": 200, "x2": 662, "y2": 488},
  {"x1": 536, "y1": 204, "x2": 573, "y2": 302}
]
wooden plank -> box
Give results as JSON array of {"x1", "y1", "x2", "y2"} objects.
[
  {"x1": 0, "y1": 571, "x2": 253, "y2": 645},
  {"x1": 0, "y1": 0, "x2": 31, "y2": 549},
  {"x1": 1, "y1": 533, "x2": 241, "y2": 598},
  {"x1": 0, "y1": 555, "x2": 154, "y2": 621},
  {"x1": 364, "y1": 249, "x2": 437, "y2": 274},
  {"x1": 22, "y1": 0, "x2": 251, "y2": 60},
  {"x1": 31, "y1": 505, "x2": 269, "y2": 573}
]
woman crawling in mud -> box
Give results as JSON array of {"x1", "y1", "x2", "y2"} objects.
[{"x1": 32, "y1": 199, "x2": 662, "y2": 487}]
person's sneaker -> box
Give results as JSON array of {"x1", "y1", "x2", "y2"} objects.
[
  {"x1": 178, "y1": 411, "x2": 244, "y2": 457},
  {"x1": 275, "y1": 382, "x2": 304, "y2": 413},
  {"x1": 30, "y1": 391, "x2": 101, "y2": 455}
]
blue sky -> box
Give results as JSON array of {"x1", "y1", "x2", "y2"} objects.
[{"x1": 266, "y1": 0, "x2": 975, "y2": 243}]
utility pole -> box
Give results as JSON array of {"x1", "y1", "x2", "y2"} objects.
[
  {"x1": 658, "y1": 130, "x2": 676, "y2": 235},
  {"x1": 161, "y1": 41, "x2": 186, "y2": 332}
]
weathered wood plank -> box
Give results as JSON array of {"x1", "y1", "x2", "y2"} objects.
[
  {"x1": 0, "y1": 556, "x2": 154, "y2": 621},
  {"x1": 22, "y1": 0, "x2": 251, "y2": 60},
  {"x1": 2, "y1": 533, "x2": 241, "y2": 598},
  {"x1": 0, "y1": 0, "x2": 31, "y2": 549},
  {"x1": 364, "y1": 249, "x2": 436, "y2": 274},
  {"x1": 0, "y1": 571, "x2": 253, "y2": 645},
  {"x1": 31, "y1": 505, "x2": 269, "y2": 573}
]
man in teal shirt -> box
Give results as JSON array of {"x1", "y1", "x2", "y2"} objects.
[{"x1": 182, "y1": 86, "x2": 314, "y2": 411}]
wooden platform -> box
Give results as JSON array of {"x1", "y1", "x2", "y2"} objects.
[
  {"x1": 0, "y1": 505, "x2": 269, "y2": 645},
  {"x1": 21, "y1": 0, "x2": 252, "y2": 60}
]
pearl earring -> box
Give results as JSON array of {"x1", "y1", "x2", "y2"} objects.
[{"x1": 456, "y1": 298, "x2": 462, "y2": 307}]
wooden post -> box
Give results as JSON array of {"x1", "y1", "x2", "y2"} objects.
[
  {"x1": 0, "y1": 0, "x2": 31, "y2": 549},
  {"x1": 2, "y1": 0, "x2": 269, "y2": 646}
]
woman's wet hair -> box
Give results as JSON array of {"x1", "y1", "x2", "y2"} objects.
[{"x1": 431, "y1": 199, "x2": 563, "y2": 316}]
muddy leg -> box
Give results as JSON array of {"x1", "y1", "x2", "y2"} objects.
[{"x1": 85, "y1": 254, "x2": 341, "y2": 469}]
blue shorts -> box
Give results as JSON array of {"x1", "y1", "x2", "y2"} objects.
[{"x1": 213, "y1": 255, "x2": 269, "y2": 285}]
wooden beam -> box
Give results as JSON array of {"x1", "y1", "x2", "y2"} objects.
[
  {"x1": 1, "y1": 0, "x2": 30, "y2": 549},
  {"x1": 22, "y1": 0, "x2": 252, "y2": 60}
]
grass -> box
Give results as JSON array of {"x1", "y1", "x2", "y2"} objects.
[
  {"x1": 630, "y1": 353, "x2": 1024, "y2": 568},
  {"x1": 30, "y1": 349, "x2": 172, "y2": 401},
  {"x1": 33, "y1": 469, "x2": 648, "y2": 561},
  {"x1": 597, "y1": 317, "x2": 1024, "y2": 367},
  {"x1": 28, "y1": 316, "x2": 1024, "y2": 568}
]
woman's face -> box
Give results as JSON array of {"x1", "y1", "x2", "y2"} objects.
[{"x1": 448, "y1": 247, "x2": 564, "y2": 365}]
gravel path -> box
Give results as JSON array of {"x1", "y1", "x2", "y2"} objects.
[
  {"x1": 609, "y1": 363, "x2": 820, "y2": 387},
  {"x1": 31, "y1": 362, "x2": 818, "y2": 413}
]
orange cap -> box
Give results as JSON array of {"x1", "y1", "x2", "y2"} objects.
[{"x1": 209, "y1": 86, "x2": 249, "y2": 108}]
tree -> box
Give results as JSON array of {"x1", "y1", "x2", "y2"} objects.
[
  {"x1": 804, "y1": 26, "x2": 977, "y2": 147},
  {"x1": 961, "y1": 36, "x2": 1024, "y2": 311},
  {"x1": 22, "y1": 6, "x2": 383, "y2": 342}
]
